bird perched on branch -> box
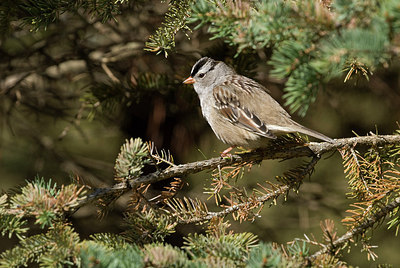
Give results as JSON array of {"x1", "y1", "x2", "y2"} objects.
[{"x1": 183, "y1": 57, "x2": 332, "y2": 156}]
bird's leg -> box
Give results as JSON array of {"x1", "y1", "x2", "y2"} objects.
[{"x1": 220, "y1": 146, "x2": 236, "y2": 158}]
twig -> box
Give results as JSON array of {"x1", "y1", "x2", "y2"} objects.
[
  {"x1": 185, "y1": 184, "x2": 291, "y2": 224},
  {"x1": 350, "y1": 147, "x2": 370, "y2": 194},
  {"x1": 101, "y1": 62, "x2": 120, "y2": 83},
  {"x1": 307, "y1": 196, "x2": 400, "y2": 261},
  {"x1": 69, "y1": 182, "x2": 127, "y2": 214},
  {"x1": 180, "y1": 155, "x2": 320, "y2": 224}
]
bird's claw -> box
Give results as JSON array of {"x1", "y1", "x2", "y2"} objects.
[{"x1": 220, "y1": 146, "x2": 235, "y2": 158}]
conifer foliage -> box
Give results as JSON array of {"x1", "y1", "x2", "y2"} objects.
[
  {"x1": 1, "y1": 0, "x2": 400, "y2": 267},
  {"x1": 185, "y1": 0, "x2": 400, "y2": 116}
]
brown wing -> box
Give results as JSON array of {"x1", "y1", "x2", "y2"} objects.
[
  {"x1": 213, "y1": 77, "x2": 277, "y2": 139},
  {"x1": 213, "y1": 75, "x2": 333, "y2": 142}
]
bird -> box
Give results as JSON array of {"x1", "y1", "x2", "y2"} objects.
[{"x1": 183, "y1": 57, "x2": 333, "y2": 155}]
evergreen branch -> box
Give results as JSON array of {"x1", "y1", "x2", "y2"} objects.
[
  {"x1": 307, "y1": 196, "x2": 400, "y2": 261},
  {"x1": 1, "y1": 0, "x2": 128, "y2": 33},
  {"x1": 115, "y1": 138, "x2": 150, "y2": 178},
  {"x1": 181, "y1": 155, "x2": 320, "y2": 224},
  {"x1": 165, "y1": 197, "x2": 210, "y2": 224},
  {"x1": 69, "y1": 183, "x2": 127, "y2": 214},
  {"x1": 191, "y1": 186, "x2": 290, "y2": 224},
  {"x1": 128, "y1": 134, "x2": 400, "y2": 188},
  {"x1": 145, "y1": 0, "x2": 193, "y2": 57},
  {"x1": 123, "y1": 209, "x2": 177, "y2": 244},
  {"x1": 0, "y1": 223, "x2": 80, "y2": 267},
  {"x1": 71, "y1": 134, "x2": 400, "y2": 213},
  {"x1": 1, "y1": 178, "x2": 87, "y2": 228}
]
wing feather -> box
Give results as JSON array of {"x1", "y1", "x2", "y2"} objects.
[
  {"x1": 212, "y1": 75, "x2": 332, "y2": 142},
  {"x1": 213, "y1": 81, "x2": 277, "y2": 139}
]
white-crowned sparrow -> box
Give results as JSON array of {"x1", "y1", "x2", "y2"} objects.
[{"x1": 183, "y1": 57, "x2": 332, "y2": 152}]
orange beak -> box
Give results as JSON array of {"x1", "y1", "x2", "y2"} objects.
[{"x1": 183, "y1": 76, "x2": 196, "y2": 84}]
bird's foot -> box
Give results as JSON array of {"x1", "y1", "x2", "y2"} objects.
[{"x1": 220, "y1": 146, "x2": 236, "y2": 158}]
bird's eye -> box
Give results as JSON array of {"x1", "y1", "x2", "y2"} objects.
[{"x1": 198, "y1": 73, "x2": 206, "y2": 78}]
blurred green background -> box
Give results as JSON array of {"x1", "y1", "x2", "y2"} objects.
[{"x1": 1, "y1": 1, "x2": 400, "y2": 266}]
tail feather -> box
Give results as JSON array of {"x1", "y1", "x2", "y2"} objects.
[
  {"x1": 294, "y1": 125, "x2": 333, "y2": 142},
  {"x1": 286, "y1": 119, "x2": 333, "y2": 142}
]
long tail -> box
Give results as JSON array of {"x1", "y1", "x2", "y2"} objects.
[{"x1": 291, "y1": 123, "x2": 333, "y2": 142}]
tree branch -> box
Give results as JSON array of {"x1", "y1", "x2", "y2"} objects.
[
  {"x1": 129, "y1": 134, "x2": 400, "y2": 187},
  {"x1": 307, "y1": 196, "x2": 400, "y2": 261},
  {"x1": 75, "y1": 134, "x2": 400, "y2": 211},
  {"x1": 178, "y1": 155, "x2": 321, "y2": 224}
]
